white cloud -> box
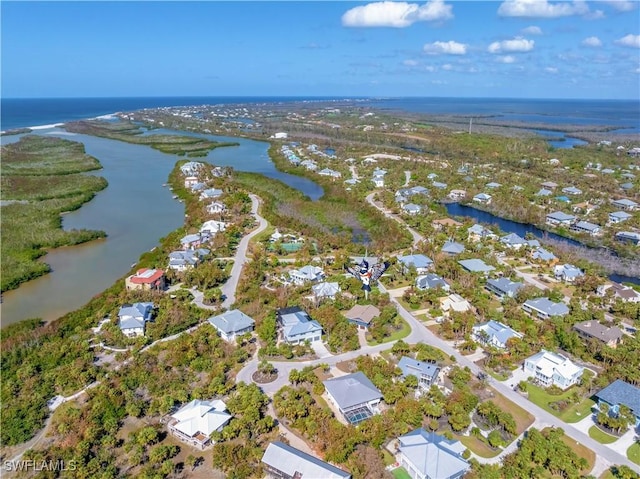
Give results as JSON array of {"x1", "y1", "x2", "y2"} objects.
[
  {"x1": 423, "y1": 40, "x2": 468, "y2": 55},
  {"x1": 403, "y1": 59, "x2": 419, "y2": 66},
  {"x1": 634, "y1": 67, "x2": 640, "y2": 73},
  {"x1": 615, "y1": 34, "x2": 640, "y2": 48},
  {"x1": 496, "y1": 55, "x2": 516, "y2": 63},
  {"x1": 581, "y1": 36, "x2": 602, "y2": 47},
  {"x1": 488, "y1": 37, "x2": 535, "y2": 53},
  {"x1": 545, "y1": 67, "x2": 559, "y2": 73},
  {"x1": 521, "y1": 25, "x2": 543, "y2": 35},
  {"x1": 342, "y1": 0, "x2": 453, "y2": 28},
  {"x1": 597, "y1": 0, "x2": 637, "y2": 12},
  {"x1": 442, "y1": 63, "x2": 453, "y2": 70},
  {"x1": 497, "y1": 0, "x2": 590, "y2": 18}
]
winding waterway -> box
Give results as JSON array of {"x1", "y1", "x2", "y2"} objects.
[{"x1": 1, "y1": 128, "x2": 324, "y2": 327}]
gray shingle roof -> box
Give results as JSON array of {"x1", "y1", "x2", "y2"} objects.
[
  {"x1": 323, "y1": 372, "x2": 382, "y2": 410},
  {"x1": 595, "y1": 380, "x2": 640, "y2": 419},
  {"x1": 261, "y1": 442, "x2": 351, "y2": 479},
  {"x1": 398, "y1": 357, "x2": 440, "y2": 381},
  {"x1": 398, "y1": 429, "x2": 469, "y2": 479},
  {"x1": 208, "y1": 309, "x2": 255, "y2": 334},
  {"x1": 523, "y1": 297, "x2": 569, "y2": 316},
  {"x1": 458, "y1": 259, "x2": 495, "y2": 273}
]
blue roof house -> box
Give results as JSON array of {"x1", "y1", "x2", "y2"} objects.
[
  {"x1": 397, "y1": 429, "x2": 469, "y2": 479},
  {"x1": 208, "y1": 309, "x2": 255, "y2": 342},
  {"x1": 472, "y1": 320, "x2": 523, "y2": 349},
  {"x1": 595, "y1": 380, "x2": 640, "y2": 428},
  {"x1": 398, "y1": 357, "x2": 441, "y2": 390},
  {"x1": 118, "y1": 302, "x2": 154, "y2": 338},
  {"x1": 262, "y1": 442, "x2": 351, "y2": 479},
  {"x1": 277, "y1": 306, "x2": 323, "y2": 344},
  {"x1": 323, "y1": 372, "x2": 383, "y2": 424},
  {"x1": 398, "y1": 254, "x2": 434, "y2": 275}
]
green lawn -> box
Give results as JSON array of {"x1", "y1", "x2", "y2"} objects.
[
  {"x1": 598, "y1": 470, "x2": 615, "y2": 479},
  {"x1": 391, "y1": 467, "x2": 412, "y2": 479},
  {"x1": 486, "y1": 368, "x2": 509, "y2": 382},
  {"x1": 588, "y1": 425, "x2": 618, "y2": 444},
  {"x1": 367, "y1": 318, "x2": 411, "y2": 345},
  {"x1": 628, "y1": 442, "x2": 640, "y2": 465},
  {"x1": 382, "y1": 449, "x2": 396, "y2": 467},
  {"x1": 525, "y1": 383, "x2": 595, "y2": 422},
  {"x1": 490, "y1": 388, "x2": 535, "y2": 434},
  {"x1": 455, "y1": 433, "x2": 500, "y2": 458}
]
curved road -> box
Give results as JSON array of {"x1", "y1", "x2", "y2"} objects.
[{"x1": 366, "y1": 192, "x2": 423, "y2": 248}]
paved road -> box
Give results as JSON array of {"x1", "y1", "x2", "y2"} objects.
[
  {"x1": 366, "y1": 192, "x2": 423, "y2": 248},
  {"x1": 221, "y1": 194, "x2": 268, "y2": 309}
]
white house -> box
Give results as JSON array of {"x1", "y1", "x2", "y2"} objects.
[
  {"x1": 288, "y1": 265, "x2": 324, "y2": 285},
  {"x1": 277, "y1": 306, "x2": 323, "y2": 344},
  {"x1": 180, "y1": 161, "x2": 205, "y2": 176},
  {"x1": 473, "y1": 193, "x2": 492, "y2": 204},
  {"x1": 440, "y1": 294, "x2": 471, "y2": 316},
  {"x1": 312, "y1": 282, "x2": 341, "y2": 301},
  {"x1": 472, "y1": 320, "x2": 523, "y2": 349},
  {"x1": 206, "y1": 202, "x2": 226, "y2": 214},
  {"x1": 397, "y1": 429, "x2": 469, "y2": 479},
  {"x1": 207, "y1": 309, "x2": 255, "y2": 342},
  {"x1": 167, "y1": 399, "x2": 232, "y2": 449},
  {"x1": 200, "y1": 220, "x2": 227, "y2": 235},
  {"x1": 118, "y1": 302, "x2": 154, "y2": 337},
  {"x1": 524, "y1": 350, "x2": 584, "y2": 389}
]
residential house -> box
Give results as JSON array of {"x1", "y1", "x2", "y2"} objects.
[
  {"x1": 486, "y1": 182, "x2": 502, "y2": 189},
  {"x1": 500, "y1": 233, "x2": 528, "y2": 250},
  {"x1": 184, "y1": 176, "x2": 199, "y2": 188},
  {"x1": 597, "y1": 282, "x2": 640, "y2": 303},
  {"x1": 200, "y1": 220, "x2": 227, "y2": 235},
  {"x1": 536, "y1": 188, "x2": 553, "y2": 197},
  {"x1": 573, "y1": 320, "x2": 623, "y2": 349},
  {"x1": 612, "y1": 198, "x2": 639, "y2": 211},
  {"x1": 531, "y1": 247, "x2": 558, "y2": 264},
  {"x1": 467, "y1": 224, "x2": 497, "y2": 242},
  {"x1": 609, "y1": 211, "x2": 632, "y2": 224},
  {"x1": 118, "y1": 302, "x2": 154, "y2": 337},
  {"x1": 555, "y1": 195, "x2": 571, "y2": 203},
  {"x1": 180, "y1": 232, "x2": 207, "y2": 250},
  {"x1": 372, "y1": 175, "x2": 385, "y2": 188},
  {"x1": 344, "y1": 304, "x2": 381, "y2": 330},
  {"x1": 595, "y1": 380, "x2": 640, "y2": 428},
  {"x1": 125, "y1": 268, "x2": 165, "y2": 291},
  {"x1": 189, "y1": 182, "x2": 206, "y2": 192},
  {"x1": 319, "y1": 168, "x2": 342, "y2": 178},
  {"x1": 208, "y1": 309, "x2": 255, "y2": 342},
  {"x1": 398, "y1": 254, "x2": 434, "y2": 275},
  {"x1": 522, "y1": 297, "x2": 569, "y2": 319},
  {"x1": 167, "y1": 399, "x2": 232, "y2": 450},
  {"x1": 615, "y1": 231, "x2": 640, "y2": 245},
  {"x1": 289, "y1": 265, "x2": 324, "y2": 285},
  {"x1": 180, "y1": 161, "x2": 205, "y2": 176},
  {"x1": 485, "y1": 277, "x2": 524, "y2": 300},
  {"x1": 261, "y1": 441, "x2": 351, "y2": 479},
  {"x1": 398, "y1": 357, "x2": 441, "y2": 390},
  {"x1": 554, "y1": 264, "x2": 584, "y2": 283},
  {"x1": 206, "y1": 202, "x2": 226, "y2": 214},
  {"x1": 620, "y1": 182, "x2": 634, "y2": 191},
  {"x1": 473, "y1": 320, "x2": 523, "y2": 349},
  {"x1": 432, "y1": 218, "x2": 463, "y2": 230},
  {"x1": 546, "y1": 211, "x2": 577, "y2": 227},
  {"x1": 562, "y1": 186, "x2": 583, "y2": 195},
  {"x1": 300, "y1": 159, "x2": 318, "y2": 171},
  {"x1": 199, "y1": 188, "x2": 223, "y2": 200},
  {"x1": 312, "y1": 282, "x2": 341, "y2": 301},
  {"x1": 416, "y1": 273, "x2": 450, "y2": 292},
  {"x1": 524, "y1": 350, "x2": 584, "y2": 389},
  {"x1": 323, "y1": 372, "x2": 383, "y2": 424},
  {"x1": 397, "y1": 429, "x2": 469, "y2": 479},
  {"x1": 440, "y1": 294, "x2": 471, "y2": 316},
  {"x1": 403, "y1": 203, "x2": 422, "y2": 215},
  {"x1": 448, "y1": 189, "x2": 467, "y2": 200},
  {"x1": 473, "y1": 193, "x2": 492, "y2": 204},
  {"x1": 168, "y1": 249, "x2": 209, "y2": 272},
  {"x1": 570, "y1": 220, "x2": 601, "y2": 236},
  {"x1": 458, "y1": 259, "x2": 495, "y2": 274},
  {"x1": 410, "y1": 186, "x2": 430, "y2": 196},
  {"x1": 277, "y1": 306, "x2": 323, "y2": 344},
  {"x1": 432, "y1": 181, "x2": 448, "y2": 190},
  {"x1": 541, "y1": 181, "x2": 558, "y2": 189},
  {"x1": 441, "y1": 241, "x2": 465, "y2": 255}
]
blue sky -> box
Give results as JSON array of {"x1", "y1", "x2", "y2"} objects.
[{"x1": 2, "y1": 1, "x2": 639, "y2": 99}]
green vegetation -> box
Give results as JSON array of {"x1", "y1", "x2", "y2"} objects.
[
  {"x1": 588, "y1": 425, "x2": 618, "y2": 444},
  {"x1": 1, "y1": 135, "x2": 108, "y2": 291},
  {"x1": 628, "y1": 443, "x2": 640, "y2": 466},
  {"x1": 523, "y1": 381, "x2": 596, "y2": 421},
  {"x1": 391, "y1": 467, "x2": 412, "y2": 479},
  {"x1": 65, "y1": 119, "x2": 238, "y2": 157}
]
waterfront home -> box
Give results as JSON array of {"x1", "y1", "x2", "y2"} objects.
[
  {"x1": 397, "y1": 429, "x2": 469, "y2": 479},
  {"x1": 189, "y1": 182, "x2": 206, "y2": 192},
  {"x1": 167, "y1": 399, "x2": 231, "y2": 450},
  {"x1": 554, "y1": 264, "x2": 584, "y2": 283},
  {"x1": 402, "y1": 203, "x2": 422, "y2": 215},
  {"x1": 546, "y1": 211, "x2": 576, "y2": 226},
  {"x1": 312, "y1": 282, "x2": 341, "y2": 301},
  {"x1": 432, "y1": 218, "x2": 463, "y2": 230},
  {"x1": 271, "y1": 132, "x2": 288, "y2": 139},
  {"x1": 318, "y1": 168, "x2": 342, "y2": 178},
  {"x1": 440, "y1": 294, "x2": 471, "y2": 316},
  {"x1": 200, "y1": 220, "x2": 227, "y2": 235},
  {"x1": 180, "y1": 232, "x2": 207, "y2": 250},
  {"x1": 184, "y1": 176, "x2": 199, "y2": 188},
  {"x1": 609, "y1": 211, "x2": 632, "y2": 224},
  {"x1": 168, "y1": 249, "x2": 209, "y2": 272},
  {"x1": 562, "y1": 186, "x2": 582, "y2": 195},
  {"x1": 277, "y1": 306, "x2": 323, "y2": 344},
  {"x1": 441, "y1": 240, "x2": 465, "y2": 255},
  {"x1": 573, "y1": 320, "x2": 623, "y2": 349},
  {"x1": 522, "y1": 297, "x2": 569, "y2": 319},
  {"x1": 180, "y1": 161, "x2": 206, "y2": 176},
  {"x1": 536, "y1": 188, "x2": 553, "y2": 197},
  {"x1": 207, "y1": 309, "x2": 255, "y2": 342},
  {"x1": 323, "y1": 372, "x2": 383, "y2": 424},
  {"x1": 458, "y1": 258, "x2": 495, "y2": 274},
  {"x1": 615, "y1": 231, "x2": 640, "y2": 245},
  {"x1": 397, "y1": 254, "x2": 434, "y2": 275},
  {"x1": 416, "y1": 273, "x2": 450, "y2": 292},
  {"x1": 612, "y1": 198, "x2": 638, "y2": 211},
  {"x1": 261, "y1": 442, "x2": 351, "y2": 479},
  {"x1": 473, "y1": 193, "x2": 492, "y2": 204},
  {"x1": 485, "y1": 277, "x2": 524, "y2": 300},
  {"x1": 500, "y1": 232, "x2": 528, "y2": 250},
  {"x1": 288, "y1": 265, "x2": 324, "y2": 285},
  {"x1": 118, "y1": 302, "x2": 154, "y2": 337},
  {"x1": 597, "y1": 282, "x2": 640, "y2": 303},
  {"x1": 125, "y1": 268, "x2": 165, "y2": 291},
  {"x1": 344, "y1": 304, "x2": 380, "y2": 330},
  {"x1": 570, "y1": 220, "x2": 601, "y2": 236},
  {"x1": 206, "y1": 201, "x2": 226, "y2": 214},
  {"x1": 398, "y1": 357, "x2": 441, "y2": 390},
  {"x1": 595, "y1": 380, "x2": 640, "y2": 428},
  {"x1": 472, "y1": 320, "x2": 523, "y2": 349},
  {"x1": 524, "y1": 350, "x2": 583, "y2": 389},
  {"x1": 199, "y1": 188, "x2": 223, "y2": 200},
  {"x1": 531, "y1": 247, "x2": 558, "y2": 264},
  {"x1": 449, "y1": 189, "x2": 467, "y2": 200},
  {"x1": 467, "y1": 224, "x2": 497, "y2": 242}
]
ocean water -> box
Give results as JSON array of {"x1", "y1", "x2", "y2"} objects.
[{"x1": 2, "y1": 97, "x2": 639, "y2": 132}]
